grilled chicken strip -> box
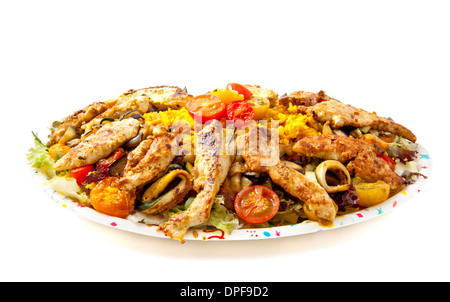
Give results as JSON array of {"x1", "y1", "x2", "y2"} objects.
[
  {"x1": 118, "y1": 129, "x2": 177, "y2": 191},
  {"x1": 293, "y1": 134, "x2": 404, "y2": 191},
  {"x1": 158, "y1": 120, "x2": 232, "y2": 243},
  {"x1": 277, "y1": 91, "x2": 318, "y2": 108},
  {"x1": 244, "y1": 84, "x2": 279, "y2": 107},
  {"x1": 143, "y1": 85, "x2": 192, "y2": 110},
  {"x1": 298, "y1": 100, "x2": 416, "y2": 142},
  {"x1": 237, "y1": 127, "x2": 337, "y2": 226},
  {"x1": 54, "y1": 118, "x2": 140, "y2": 171},
  {"x1": 83, "y1": 86, "x2": 190, "y2": 133},
  {"x1": 47, "y1": 100, "x2": 117, "y2": 146}
]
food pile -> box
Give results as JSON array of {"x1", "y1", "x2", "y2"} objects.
[{"x1": 27, "y1": 83, "x2": 424, "y2": 243}]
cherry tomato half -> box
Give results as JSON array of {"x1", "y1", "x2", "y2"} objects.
[
  {"x1": 226, "y1": 100, "x2": 254, "y2": 127},
  {"x1": 90, "y1": 177, "x2": 136, "y2": 218},
  {"x1": 234, "y1": 185, "x2": 280, "y2": 224},
  {"x1": 70, "y1": 165, "x2": 95, "y2": 186},
  {"x1": 227, "y1": 83, "x2": 253, "y2": 100},
  {"x1": 186, "y1": 94, "x2": 226, "y2": 123}
]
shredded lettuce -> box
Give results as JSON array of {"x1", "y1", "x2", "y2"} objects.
[
  {"x1": 208, "y1": 195, "x2": 240, "y2": 234},
  {"x1": 26, "y1": 132, "x2": 56, "y2": 179},
  {"x1": 49, "y1": 176, "x2": 90, "y2": 206}
]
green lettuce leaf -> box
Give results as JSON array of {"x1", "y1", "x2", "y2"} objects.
[
  {"x1": 26, "y1": 132, "x2": 56, "y2": 179},
  {"x1": 208, "y1": 195, "x2": 240, "y2": 234},
  {"x1": 49, "y1": 176, "x2": 90, "y2": 206}
]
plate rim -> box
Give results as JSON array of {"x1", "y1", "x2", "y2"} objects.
[{"x1": 31, "y1": 143, "x2": 432, "y2": 242}]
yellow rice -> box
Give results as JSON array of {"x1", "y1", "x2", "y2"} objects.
[
  {"x1": 265, "y1": 104, "x2": 319, "y2": 146},
  {"x1": 142, "y1": 103, "x2": 318, "y2": 147}
]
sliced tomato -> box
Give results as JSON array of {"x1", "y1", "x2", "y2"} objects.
[
  {"x1": 186, "y1": 94, "x2": 226, "y2": 123},
  {"x1": 227, "y1": 83, "x2": 253, "y2": 100},
  {"x1": 378, "y1": 154, "x2": 396, "y2": 170},
  {"x1": 226, "y1": 100, "x2": 254, "y2": 127},
  {"x1": 234, "y1": 185, "x2": 280, "y2": 224},
  {"x1": 70, "y1": 165, "x2": 95, "y2": 186}
]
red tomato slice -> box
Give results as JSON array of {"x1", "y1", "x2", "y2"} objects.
[
  {"x1": 379, "y1": 154, "x2": 396, "y2": 170},
  {"x1": 234, "y1": 185, "x2": 280, "y2": 224},
  {"x1": 226, "y1": 100, "x2": 254, "y2": 127},
  {"x1": 186, "y1": 94, "x2": 226, "y2": 123},
  {"x1": 227, "y1": 83, "x2": 253, "y2": 100},
  {"x1": 70, "y1": 165, "x2": 95, "y2": 186}
]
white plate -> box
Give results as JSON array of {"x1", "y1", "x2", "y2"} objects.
[{"x1": 32, "y1": 144, "x2": 431, "y2": 241}]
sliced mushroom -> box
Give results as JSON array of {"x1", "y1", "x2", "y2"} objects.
[
  {"x1": 59, "y1": 126, "x2": 79, "y2": 145},
  {"x1": 139, "y1": 169, "x2": 192, "y2": 215}
]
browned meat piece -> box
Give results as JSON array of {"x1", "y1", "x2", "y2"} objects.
[
  {"x1": 346, "y1": 149, "x2": 404, "y2": 191},
  {"x1": 237, "y1": 127, "x2": 337, "y2": 226},
  {"x1": 54, "y1": 119, "x2": 140, "y2": 171},
  {"x1": 143, "y1": 85, "x2": 192, "y2": 110},
  {"x1": 158, "y1": 120, "x2": 232, "y2": 243},
  {"x1": 293, "y1": 134, "x2": 371, "y2": 162},
  {"x1": 82, "y1": 86, "x2": 190, "y2": 134},
  {"x1": 299, "y1": 100, "x2": 416, "y2": 142},
  {"x1": 244, "y1": 84, "x2": 279, "y2": 107},
  {"x1": 277, "y1": 91, "x2": 317, "y2": 107},
  {"x1": 118, "y1": 131, "x2": 177, "y2": 191},
  {"x1": 47, "y1": 100, "x2": 116, "y2": 146},
  {"x1": 293, "y1": 134, "x2": 404, "y2": 191}
]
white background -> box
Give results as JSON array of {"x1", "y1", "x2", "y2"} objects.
[{"x1": 1, "y1": 0, "x2": 448, "y2": 282}]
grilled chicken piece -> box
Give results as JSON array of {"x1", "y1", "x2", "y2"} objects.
[
  {"x1": 118, "y1": 129, "x2": 177, "y2": 191},
  {"x1": 54, "y1": 119, "x2": 140, "y2": 171},
  {"x1": 293, "y1": 134, "x2": 372, "y2": 162},
  {"x1": 82, "y1": 89, "x2": 152, "y2": 133},
  {"x1": 83, "y1": 86, "x2": 190, "y2": 133},
  {"x1": 244, "y1": 84, "x2": 279, "y2": 107},
  {"x1": 237, "y1": 127, "x2": 337, "y2": 226},
  {"x1": 47, "y1": 100, "x2": 117, "y2": 146},
  {"x1": 293, "y1": 134, "x2": 404, "y2": 191},
  {"x1": 298, "y1": 100, "x2": 416, "y2": 142},
  {"x1": 277, "y1": 91, "x2": 318, "y2": 108},
  {"x1": 143, "y1": 85, "x2": 192, "y2": 110},
  {"x1": 158, "y1": 120, "x2": 232, "y2": 243}
]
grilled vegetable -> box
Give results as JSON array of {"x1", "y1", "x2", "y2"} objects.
[
  {"x1": 227, "y1": 83, "x2": 253, "y2": 100},
  {"x1": 90, "y1": 177, "x2": 136, "y2": 218},
  {"x1": 352, "y1": 177, "x2": 390, "y2": 207},
  {"x1": 208, "y1": 88, "x2": 244, "y2": 104},
  {"x1": 247, "y1": 95, "x2": 270, "y2": 120},
  {"x1": 140, "y1": 169, "x2": 192, "y2": 215},
  {"x1": 70, "y1": 165, "x2": 95, "y2": 186}
]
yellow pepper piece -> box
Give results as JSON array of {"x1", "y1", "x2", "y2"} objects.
[
  {"x1": 247, "y1": 95, "x2": 270, "y2": 120},
  {"x1": 209, "y1": 88, "x2": 244, "y2": 104},
  {"x1": 48, "y1": 143, "x2": 71, "y2": 161}
]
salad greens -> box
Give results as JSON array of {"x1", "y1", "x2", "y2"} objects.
[{"x1": 27, "y1": 132, "x2": 56, "y2": 179}]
